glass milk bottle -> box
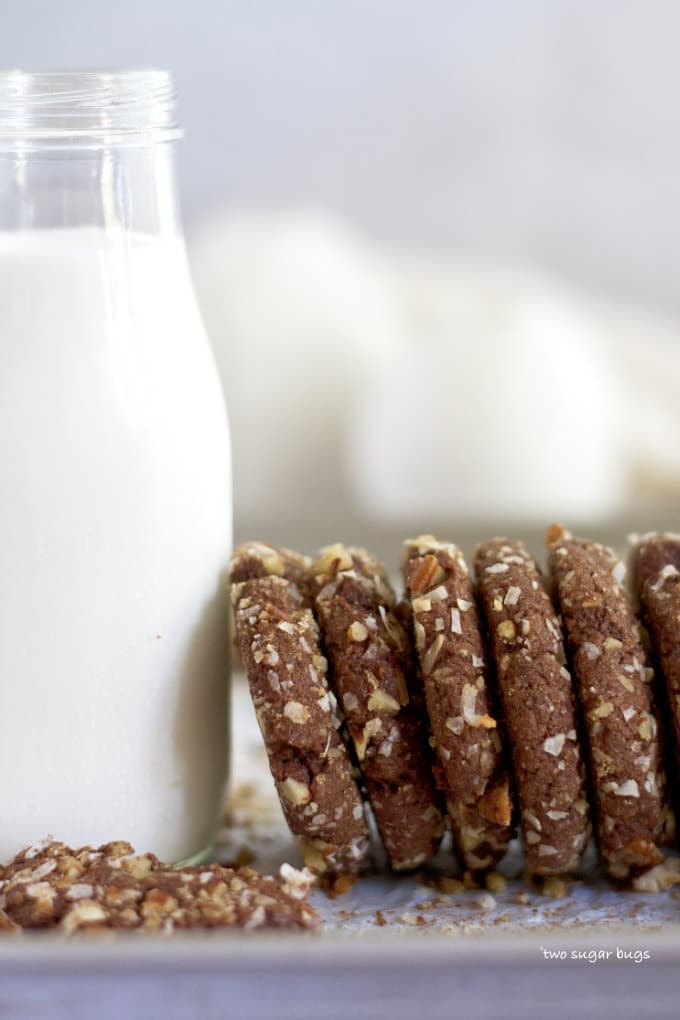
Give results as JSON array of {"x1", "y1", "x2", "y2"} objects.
[{"x1": 0, "y1": 70, "x2": 231, "y2": 863}]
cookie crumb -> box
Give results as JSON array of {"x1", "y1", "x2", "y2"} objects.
[
  {"x1": 439, "y1": 876, "x2": 464, "y2": 894},
  {"x1": 485, "y1": 871, "x2": 507, "y2": 894},
  {"x1": 322, "y1": 873, "x2": 359, "y2": 899},
  {"x1": 542, "y1": 876, "x2": 568, "y2": 899}
]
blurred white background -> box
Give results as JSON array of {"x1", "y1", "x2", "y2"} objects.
[
  {"x1": 3, "y1": 0, "x2": 680, "y2": 310},
  {"x1": 4, "y1": 1, "x2": 680, "y2": 550}
]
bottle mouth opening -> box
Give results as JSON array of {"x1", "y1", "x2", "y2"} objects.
[{"x1": 0, "y1": 69, "x2": 181, "y2": 146}]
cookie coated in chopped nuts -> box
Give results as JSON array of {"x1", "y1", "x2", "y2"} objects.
[
  {"x1": 632, "y1": 532, "x2": 680, "y2": 779},
  {"x1": 231, "y1": 543, "x2": 370, "y2": 875},
  {"x1": 402, "y1": 536, "x2": 513, "y2": 872},
  {"x1": 311, "y1": 544, "x2": 445, "y2": 871},
  {"x1": 474, "y1": 538, "x2": 590, "y2": 876},
  {"x1": 0, "y1": 840, "x2": 319, "y2": 932},
  {"x1": 547, "y1": 525, "x2": 672, "y2": 879},
  {"x1": 229, "y1": 542, "x2": 313, "y2": 604}
]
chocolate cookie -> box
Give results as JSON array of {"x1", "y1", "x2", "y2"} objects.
[
  {"x1": 230, "y1": 542, "x2": 313, "y2": 603},
  {"x1": 231, "y1": 543, "x2": 370, "y2": 875},
  {"x1": 547, "y1": 525, "x2": 670, "y2": 879},
  {"x1": 475, "y1": 538, "x2": 590, "y2": 875},
  {"x1": 311, "y1": 544, "x2": 445, "y2": 871},
  {"x1": 402, "y1": 536, "x2": 513, "y2": 871},
  {"x1": 0, "y1": 839, "x2": 319, "y2": 932},
  {"x1": 632, "y1": 532, "x2": 680, "y2": 773}
]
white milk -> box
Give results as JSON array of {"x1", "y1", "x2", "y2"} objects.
[{"x1": 0, "y1": 227, "x2": 231, "y2": 862}]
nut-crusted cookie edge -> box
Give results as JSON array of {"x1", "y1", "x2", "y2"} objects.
[
  {"x1": 231, "y1": 542, "x2": 370, "y2": 875},
  {"x1": 311, "y1": 543, "x2": 446, "y2": 871},
  {"x1": 475, "y1": 537, "x2": 590, "y2": 876},
  {"x1": 547, "y1": 524, "x2": 670, "y2": 879},
  {"x1": 402, "y1": 535, "x2": 514, "y2": 871}
]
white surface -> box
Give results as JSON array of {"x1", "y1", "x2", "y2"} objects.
[{"x1": 0, "y1": 228, "x2": 231, "y2": 862}]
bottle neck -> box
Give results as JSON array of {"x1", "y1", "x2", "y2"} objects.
[
  {"x1": 0, "y1": 140, "x2": 182, "y2": 237},
  {"x1": 0, "y1": 70, "x2": 183, "y2": 238}
]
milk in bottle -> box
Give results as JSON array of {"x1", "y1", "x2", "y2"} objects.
[{"x1": 0, "y1": 71, "x2": 231, "y2": 862}]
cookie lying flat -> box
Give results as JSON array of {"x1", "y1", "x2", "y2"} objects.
[
  {"x1": 0, "y1": 839, "x2": 319, "y2": 932},
  {"x1": 547, "y1": 525, "x2": 671, "y2": 879},
  {"x1": 475, "y1": 539, "x2": 590, "y2": 876},
  {"x1": 402, "y1": 536, "x2": 513, "y2": 871},
  {"x1": 312, "y1": 544, "x2": 445, "y2": 871},
  {"x1": 632, "y1": 532, "x2": 680, "y2": 769},
  {"x1": 231, "y1": 543, "x2": 370, "y2": 875}
]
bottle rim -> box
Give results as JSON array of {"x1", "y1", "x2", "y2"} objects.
[{"x1": 0, "y1": 68, "x2": 182, "y2": 146}]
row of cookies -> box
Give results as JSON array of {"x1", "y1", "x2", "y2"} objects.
[
  {"x1": 229, "y1": 528, "x2": 680, "y2": 882},
  {"x1": 230, "y1": 542, "x2": 443, "y2": 876}
]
